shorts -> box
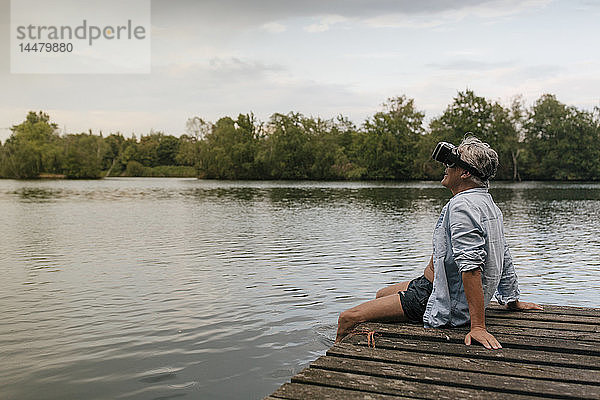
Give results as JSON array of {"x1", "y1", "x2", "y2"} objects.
[{"x1": 398, "y1": 275, "x2": 433, "y2": 323}]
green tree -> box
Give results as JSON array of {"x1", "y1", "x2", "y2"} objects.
[
  {"x1": 156, "y1": 135, "x2": 180, "y2": 166},
  {"x1": 120, "y1": 136, "x2": 141, "y2": 170},
  {"x1": 427, "y1": 90, "x2": 519, "y2": 180},
  {"x1": 62, "y1": 133, "x2": 103, "y2": 178},
  {"x1": 522, "y1": 94, "x2": 600, "y2": 180},
  {"x1": 198, "y1": 114, "x2": 261, "y2": 179},
  {"x1": 176, "y1": 117, "x2": 210, "y2": 174},
  {"x1": 306, "y1": 116, "x2": 358, "y2": 179},
  {"x1": 125, "y1": 160, "x2": 149, "y2": 176},
  {"x1": 357, "y1": 96, "x2": 425, "y2": 179},
  {"x1": 258, "y1": 112, "x2": 313, "y2": 179},
  {"x1": 176, "y1": 134, "x2": 200, "y2": 167},
  {"x1": 506, "y1": 96, "x2": 527, "y2": 181},
  {"x1": 102, "y1": 133, "x2": 125, "y2": 176},
  {"x1": 1, "y1": 111, "x2": 62, "y2": 178},
  {"x1": 137, "y1": 133, "x2": 160, "y2": 167}
]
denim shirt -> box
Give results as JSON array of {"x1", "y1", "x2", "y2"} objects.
[{"x1": 423, "y1": 187, "x2": 520, "y2": 328}]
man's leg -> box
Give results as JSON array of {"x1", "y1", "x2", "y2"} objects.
[
  {"x1": 375, "y1": 281, "x2": 410, "y2": 298},
  {"x1": 336, "y1": 293, "x2": 407, "y2": 343}
]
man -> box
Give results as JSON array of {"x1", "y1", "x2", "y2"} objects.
[{"x1": 336, "y1": 136, "x2": 542, "y2": 349}]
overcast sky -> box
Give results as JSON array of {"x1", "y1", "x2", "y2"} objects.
[{"x1": 1, "y1": 0, "x2": 599, "y2": 141}]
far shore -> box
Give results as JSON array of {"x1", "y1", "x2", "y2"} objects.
[{"x1": 3, "y1": 174, "x2": 599, "y2": 183}]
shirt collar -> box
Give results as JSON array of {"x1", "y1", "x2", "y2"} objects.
[{"x1": 452, "y1": 187, "x2": 488, "y2": 198}]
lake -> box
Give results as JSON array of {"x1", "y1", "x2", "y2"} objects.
[{"x1": 1, "y1": 178, "x2": 599, "y2": 399}]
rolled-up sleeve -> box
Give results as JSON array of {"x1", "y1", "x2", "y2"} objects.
[
  {"x1": 449, "y1": 201, "x2": 486, "y2": 273},
  {"x1": 495, "y1": 244, "x2": 520, "y2": 304}
]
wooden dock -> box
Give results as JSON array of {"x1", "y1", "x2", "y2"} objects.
[{"x1": 266, "y1": 304, "x2": 600, "y2": 399}]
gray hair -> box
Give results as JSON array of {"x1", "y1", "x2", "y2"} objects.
[{"x1": 457, "y1": 135, "x2": 498, "y2": 187}]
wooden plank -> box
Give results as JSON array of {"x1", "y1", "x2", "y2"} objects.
[
  {"x1": 342, "y1": 335, "x2": 600, "y2": 370},
  {"x1": 485, "y1": 323, "x2": 600, "y2": 342},
  {"x1": 484, "y1": 310, "x2": 600, "y2": 325},
  {"x1": 292, "y1": 367, "x2": 548, "y2": 400},
  {"x1": 488, "y1": 303, "x2": 600, "y2": 317},
  {"x1": 357, "y1": 322, "x2": 600, "y2": 355},
  {"x1": 267, "y1": 305, "x2": 600, "y2": 399},
  {"x1": 361, "y1": 320, "x2": 600, "y2": 342},
  {"x1": 270, "y1": 382, "x2": 407, "y2": 399},
  {"x1": 357, "y1": 322, "x2": 600, "y2": 347},
  {"x1": 327, "y1": 344, "x2": 600, "y2": 385},
  {"x1": 486, "y1": 317, "x2": 600, "y2": 333},
  {"x1": 310, "y1": 355, "x2": 600, "y2": 399}
]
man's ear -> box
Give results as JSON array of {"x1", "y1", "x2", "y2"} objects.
[{"x1": 461, "y1": 170, "x2": 471, "y2": 178}]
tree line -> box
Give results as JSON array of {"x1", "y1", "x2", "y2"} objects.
[{"x1": 1, "y1": 90, "x2": 599, "y2": 180}]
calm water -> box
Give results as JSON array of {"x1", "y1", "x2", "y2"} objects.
[{"x1": 1, "y1": 178, "x2": 599, "y2": 399}]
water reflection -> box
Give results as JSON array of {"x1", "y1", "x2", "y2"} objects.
[
  {"x1": 12, "y1": 187, "x2": 63, "y2": 202},
  {"x1": 0, "y1": 178, "x2": 599, "y2": 400}
]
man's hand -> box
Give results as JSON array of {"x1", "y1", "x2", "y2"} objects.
[
  {"x1": 465, "y1": 327, "x2": 502, "y2": 350},
  {"x1": 461, "y1": 269, "x2": 503, "y2": 350},
  {"x1": 507, "y1": 300, "x2": 543, "y2": 311}
]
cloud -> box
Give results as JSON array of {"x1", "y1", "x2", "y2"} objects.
[
  {"x1": 573, "y1": 0, "x2": 600, "y2": 11},
  {"x1": 0, "y1": 56, "x2": 287, "y2": 122},
  {"x1": 343, "y1": 51, "x2": 405, "y2": 60},
  {"x1": 364, "y1": 0, "x2": 551, "y2": 28},
  {"x1": 152, "y1": 0, "x2": 479, "y2": 25},
  {"x1": 2, "y1": 0, "x2": 596, "y2": 145},
  {"x1": 499, "y1": 66, "x2": 600, "y2": 111},
  {"x1": 304, "y1": 15, "x2": 348, "y2": 33},
  {"x1": 427, "y1": 59, "x2": 514, "y2": 71},
  {"x1": 0, "y1": 54, "x2": 368, "y2": 139},
  {"x1": 497, "y1": 64, "x2": 565, "y2": 81},
  {"x1": 261, "y1": 22, "x2": 286, "y2": 33},
  {"x1": 205, "y1": 57, "x2": 285, "y2": 80},
  {"x1": 150, "y1": 0, "x2": 551, "y2": 31}
]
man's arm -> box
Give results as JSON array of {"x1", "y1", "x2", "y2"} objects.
[
  {"x1": 462, "y1": 268, "x2": 502, "y2": 350},
  {"x1": 495, "y1": 244, "x2": 520, "y2": 304},
  {"x1": 448, "y1": 203, "x2": 498, "y2": 349},
  {"x1": 424, "y1": 254, "x2": 434, "y2": 282},
  {"x1": 496, "y1": 228, "x2": 542, "y2": 311}
]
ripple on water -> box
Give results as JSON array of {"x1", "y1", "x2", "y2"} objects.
[{"x1": 1, "y1": 179, "x2": 600, "y2": 399}]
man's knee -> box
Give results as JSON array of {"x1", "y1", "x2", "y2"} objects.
[
  {"x1": 338, "y1": 308, "x2": 360, "y2": 326},
  {"x1": 376, "y1": 281, "x2": 410, "y2": 299}
]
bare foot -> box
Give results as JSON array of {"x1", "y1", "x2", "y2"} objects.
[
  {"x1": 335, "y1": 315, "x2": 357, "y2": 343},
  {"x1": 335, "y1": 329, "x2": 352, "y2": 344},
  {"x1": 335, "y1": 294, "x2": 405, "y2": 343}
]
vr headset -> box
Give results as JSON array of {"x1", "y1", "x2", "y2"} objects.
[{"x1": 432, "y1": 142, "x2": 487, "y2": 180}]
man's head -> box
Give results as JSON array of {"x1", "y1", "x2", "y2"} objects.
[
  {"x1": 434, "y1": 135, "x2": 498, "y2": 192},
  {"x1": 456, "y1": 135, "x2": 498, "y2": 188}
]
